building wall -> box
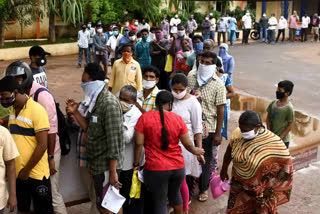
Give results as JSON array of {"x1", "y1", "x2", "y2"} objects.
[{"x1": 195, "y1": 1, "x2": 210, "y2": 14}]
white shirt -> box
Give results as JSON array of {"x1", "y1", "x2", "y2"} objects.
[
  {"x1": 138, "y1": 23, "x2": 150, "y2": 32},
  {"x1": 77, "y1": 30, "x2": 90, "y2": 48},
  {"x1": 87, "y1": 27, "x2": 96, "y2": 44},
  {"x1": 170, "y1": 18, "x2": 181, "y2": 33},
  {"x1": 301, "y1": 16, "x2": 310, "y2": 28},
  {"x1": 210, "y1": 18, "x2": 216, "y2": 31},
  {"x1": 242, "y1": 15, "x2": 252, "y2": 29},
  {"x1": 107, "y1": 34, "x2": 123, "y2": 59},
  {"x1": 278, "y1": 18, "x2": 288, "y2": 29},
  {"x1": 122, "y1": 105, "x2": 144, "y2": 170},
  {"x1": 268, "y1": 17, "x2": 278, "y2": 30}
]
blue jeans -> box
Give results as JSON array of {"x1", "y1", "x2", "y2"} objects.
[
  {"x1": 203, "y1": 34, "x2": 210, "y2": 40},
  {"x1": 210, "y1": 30, "x2": 215, "y2": 40},
  {"x1": 78, "y1": 47, "x2": 89, "y2": 65},
  {"x1": 230, "y1": 30, "x2": 236, "y2": 45},
  {"x1": 260, "y1": 27, "x2": 268, "y2": 42}
]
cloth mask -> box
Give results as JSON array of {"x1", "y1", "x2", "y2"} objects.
[
  {"x1": 97, "y1": 29, "x2": 103, "y2": 34},
  {"x1": 82, "y1": 27, "x2": 86, "y2": 30},
  {"x1": 134, "y1": 21, "x2": 139, "y2": 26},
  {"x1": 276, "y1": 91, "x2": 285, "y2": 99},
  {"x1": 175, "y1": 15, "x2": 178, "y2": 18},
  {"x1": 0, "y1": 93, "x2": 16, "y2": 108},
  {"x1": 120, "y1": 100, "x2": 132, "y2": 113},
  {"x1": 197, "y1": 63, "x2": 217, "y2": 86},
  {"x1": 172, "y1": 89, "x2": 187, "y2": 100},
  {"x1": 113, "y1": 31, "x2": 119, "y2": 36},
  {"x1": 129, "y1": 35, "x2": 136, "y2": 41},
  {"x1": 183, "y1": 51, "x2": 192, "y2": 58},
  {"x1": 142, "y1": 80, "x2": 156, "y2": 89},
  {"x1": 81, "y1": 80, "x2": 105, "y2": 114},
  {"x1": 177, "y1": 30, "x2": 185, "y2": 37},
  {"x1": 142, "y1": 35, "x2": 148, "y2": 42},
  {"x1": 193, "y1": 42, "x2": 204, "y2": 53},
  {"x1": 36, "y1": 57, "x2": 47, "y2": 66},
  {"x1": 87, "y1": 24, "x2": 92, "y2": 28},
  {"x1": 122, "y1": 52, "x2": 132, "y2": 64},
  {"x1": 109, "y1": 31, "x2": 113, "y2": 36},
  {"x1": 162, "y1": 20, "x2": 166, "y2": 23},
  {"x1": 123, "y1": 31, "x2": 129, "y2": 36},
  {"x1": 241, "y1": 129, "x2": 258, "y2": 140}
]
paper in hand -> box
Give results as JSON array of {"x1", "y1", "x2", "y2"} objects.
[{"x1": 101, "y1": 185, "x2": 126, "y2": 213}]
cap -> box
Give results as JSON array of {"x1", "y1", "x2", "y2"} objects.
[
  {"x1": 29, "y1": 46, "x2": 51, "y2": 57},
  {"x1": 123, "y1": 26, "x2": 130, "y2": 31},
  {"x1": 209, "y1": 13, "x2": 213, "y2": 16}
]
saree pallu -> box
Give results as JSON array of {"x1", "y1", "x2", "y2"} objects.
[{"x1": 227, "y1": 128, "x2": 293, "y2": 214}]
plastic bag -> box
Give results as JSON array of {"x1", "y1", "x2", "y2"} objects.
[
  {"x1": 164, "y1": 55, "x2": 173, "y2": 72},
  {"x1": 129, "y1": 170, "x2": 141, "y2": 199}
]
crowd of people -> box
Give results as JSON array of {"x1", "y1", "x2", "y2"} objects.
[{"x1": 0, "y1": 11, "x2": 298, "y2": 214}]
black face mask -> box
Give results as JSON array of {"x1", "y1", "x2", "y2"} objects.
[
  {"x1": 36, "y1": 57, "x2": 47, "y2": 67},
  {"x1": 276, "y1": 91, "x2": 285, "y2": 99}
]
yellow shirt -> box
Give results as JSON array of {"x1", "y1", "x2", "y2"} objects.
[
  {"x1": 0, "y1": 126, "x2": 19, "y2": 210},
  {"x1": 109, "y1": 58, "x2": 142, "y2": 95},
  {"x1": 8, "y1": 98, "x2": 50, "y2": 180}
]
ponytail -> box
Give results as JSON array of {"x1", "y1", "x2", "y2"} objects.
[{"x1": 155, "y1": 90, "x2": 174, "y2": 151}]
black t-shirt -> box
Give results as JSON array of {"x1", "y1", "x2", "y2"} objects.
[
  {"x1": 30, "y1": 66, "x2": 48, "y2": 88},
  {"x1": 149, "y1": 40, "x2": 168, "y2": 69}
]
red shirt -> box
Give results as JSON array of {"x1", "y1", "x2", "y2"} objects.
[{"x1": 135, "y1": 110, "x2": 188, "y2": 171}]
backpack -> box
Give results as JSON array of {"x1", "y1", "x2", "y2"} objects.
[{"x1": 34, "y1": 88, "x2": 71, "y2": 155}]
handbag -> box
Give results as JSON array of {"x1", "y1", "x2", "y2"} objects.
[{"x1": 164, "y1": 54, "x2": 173, "y2": 72}]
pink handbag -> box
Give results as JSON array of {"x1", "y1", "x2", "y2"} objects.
[{"x1": 210, "y1": 175, "x2": 230, "y2": 199}]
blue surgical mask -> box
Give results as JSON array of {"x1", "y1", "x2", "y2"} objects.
[
  {"x1": 193, "y1": 42, "x2": 203, "y2": 53},
  {"x1": 219, "y1": 49, "x2": 227, "y2": 57},
  {"x1": 124, "y1": 30, "x2": 129, "y2": 36},
  {"x1": 142, "y1": 35, "x2": 148, "y2": 42}
]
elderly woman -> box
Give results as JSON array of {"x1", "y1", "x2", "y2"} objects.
[
  {"x1": 218, "y1": 43, "x2": 235, "y2": 78},
  {"x1": 220, "y1": 110, "x2": 293, "y2": 214}
]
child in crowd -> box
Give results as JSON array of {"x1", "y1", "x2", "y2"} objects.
[
  {"x1": 266, "y1": 80, "x2": 295, "y2": 148},
  {"x1": 175, "y1": 45, "x2": 192, "y2": 75}
]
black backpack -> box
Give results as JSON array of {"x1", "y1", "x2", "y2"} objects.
[{"x1": 34, "y1": 88, "x2": 71, "y2": 155}]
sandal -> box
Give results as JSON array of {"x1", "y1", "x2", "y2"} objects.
[{"x1": 198, "y1": 191, "x2": 209, "y2": 202}]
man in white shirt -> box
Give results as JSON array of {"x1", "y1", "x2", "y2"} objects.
[
  {"x1": 87, "y1": 21, "x2": 96, "y2": 63},
  {"x1": 170, "y1": 14, "x2": 181, "y2": 34},
  {"x1": 276, "y1": 16, "x2": 287, "y2": 42},
  {"x1": 107, "y1": 26, "x2": 123, "y2": 66},
  {"x1": 301, "y1": 14, "x2": 310, "y2": 42},
  {"x1": 77, "y1": 23, "x2": 90, "y2": 68},
  {"x1": 138, "y1": 19, "x2": 150, "y2": 32},
  {"x1": 241, "y1": 12, "x2": 252, "y2": 44},
  {"x1": 209, "y1": 13, "x2": 216, "y2": 41},
  {"x1": 268, "y1": 13, "x2": 278, "y2": 44}
]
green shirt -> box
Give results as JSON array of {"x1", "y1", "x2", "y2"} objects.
[
  {"x1": 86, "y1": 88, "x2": 125, "y2": 175},
  {"x1": 0, "y1": 105, "x2": 11, "y2": 119},
  {"x1": 267, "y1": 100, "x2": 294, "y2": 143}
]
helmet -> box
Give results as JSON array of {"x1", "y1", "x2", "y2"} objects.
[{"x1": 6, "y1": 61, "x2": 33, "y2": 90}]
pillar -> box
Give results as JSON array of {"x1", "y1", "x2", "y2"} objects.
[
  {"x1": 262, "y1": 1, "x2": 267, "y2": 15},
  {"x1": 284, "y1": 0, "x2": 289, "y2": 19},
  {"x1": 301, "y1": 0, "x2": 306, "y2": 17}
]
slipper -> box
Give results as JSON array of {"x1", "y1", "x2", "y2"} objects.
[{"x1": 198, "y1": 191, "x2": 208, "y2": 202}]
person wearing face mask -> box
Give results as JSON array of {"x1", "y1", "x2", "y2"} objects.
[
  {"x1": 188, "y1": 51, "x2": 226, "y2": 202},
  {"x1": 209, "y1": 13, "x2": 216, "y2": 42},
  {"x1": 0, "y1": 76, "x2": 54, "y2": 214},
  {"x1": 186, "y1": 35, "x2": 203, "y2": 72},
  {"x1": 93, "y1": 25, "x2": 109, "y2": 77},
  {"x1": 268, "y1": 13, "x2": 278, "y2": 44},
  {"x1": 218, "y1": 43, "x2": 234, "y2": 78},
  {"x1": 87, "y1": 21, "x2": 96, "y2": 63},
  {"x1": 116, "y1": 27, "x2": 134, "y2": 59},
  {"x1": 170, "y1": 14, "x2": 181, "y2": 34},
  {"x1": 134, "y1": 90, "x2": 205, "y2": 214},
  {"x1": 276, "y1": 16, "x2": 287, "y2": 42},
  {"x1": 217, "y1": 17, "x2": 228, "y2": 46},
  {"x1": 301, "y1": 14, "x2": 310, "y2": 42},
  {"x1": 6, "y1": 61, "x2": 69, "y2": 214},
  {"x1": 288, "y1": 11, "x2": 299, "y2": 42},
  {"x1": 134, "y1": 28, "x2": 151, "y2": 69},
  {"x1": 241, "y1": 12, "x2": 252, "y2": 44},
  {"x1": 175, "y1": 45, "x2": 192, "y2": 75},
  {"x1": 187, "y1": 15, "x2": 198, "y2": 38},
  {"x1": 161, "y1": 17, "x2": 170, "y2": 39},
  {"x1": 201, "y1": 16, "x2": 211, "y2": 40},
  {"x1": 118, "y1": 85, "x2": 144, "y2": 214},
  {"x1": 266, "y1": 80, "x2": 294, "y2": 149},
  {"x1": 107, "y1": 26, "x2": 123, "y2": 66},
  {"x1": 220, "y1": 110, "x2": 293, "y2": 214},
  {"x1": 150, "y1": 27, "x2": 169, "y2": 90},
  {"x1": 29, "y1": 46, "x2": 51, "y2": 88},
  {"x1": 66, "y1": 63, "x2": 125, "y2": 214},
  {"x1": 168, "y1": 24, "x2": 193, "y2": 59},
  {"x1": 259, "y1": 13, "x2": 269, "y2": 43},
  {"x1": 138, "y1": 19, "x2": 151, "y2": 32},
  {"x1": 171, "y1": 74, "x2": 204, "y2": 214},
  {"x1": 149, "y1": 27, "x2": 157, "y2": 42},
  {"x1": 109, "y1": 44, "x2": 142, "y2": 96},
  {"x1": 77, "y1": 23, "x2": 90, "y2": 67}
]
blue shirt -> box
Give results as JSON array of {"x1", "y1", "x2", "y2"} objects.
[
  {"x1": 134, "y1": 41, "x2": 151, "y2": 69},
  {"x1": 228, "y1": 18, "x2": 237, "y2": 31},
  {"x1": 186, "y1": 52, "x2": 196, "y2": 67}
]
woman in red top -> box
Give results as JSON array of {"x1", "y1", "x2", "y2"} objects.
[{"x1": 134, "y1": 90, "x2": 204, "y2": 214}]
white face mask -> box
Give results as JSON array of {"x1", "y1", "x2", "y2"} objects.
[
  {"x1": 149, "y1": 33, "x2": 156, "y2": 41},
  {"x1": 97, "y1": 29, "x2": 103, "y2": 33},
  {"x1": 205, "y1": 17, "x2": 209, "y2": 21},
  {"x1": 175, "y1": 15, "x2": 178, "y2": 18},
  {"x1": 241, "y1": 129, "x2": 258, "y2": 140},
  {"x1": 177, "y1": 30, "x2": 185, "y2": 37},
  {"x1": 183, "y1": 51, "x2": 191, "y2": 58},
  {"x1": 172, "y1": 89, "x2": 187, "y2": 100},
  {"x1": 197, "y1": 63, "x2": 216, "y2": 86},
  {"x1": 134, "y1": 21, "x2": 138, "y2": 26},
  {"x1": 129, "y1": 35, "x2": 136, "y2": 41},
  {"x1": 142, "y1": 80, "x2": 156, "y2": 89}
]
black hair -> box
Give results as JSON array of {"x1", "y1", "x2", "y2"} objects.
[
  {"x1": 113, "y1": 26, "x2": 119, "y2": 30},
  {"x1": 137, "y1": 31, "x2": 142, "y2": 38},
  {"x1": 192, "y1": 35, "x2": 203, "y2": 42},
  {"x1": 84, "y1": 63, "x2": 106, "y2": 80},
  {"x1": 81, "y1": 23, "x2": 86, "y2": 27},
  {"x1": 172, "y1": 73, "x2": 188, "y2": 87},
  {"x1": 278, "y1": 80, "x2": 294, "y2": 95},
  {"x1": 129, "y1": 30, "x2": 136, "y2": 36},
  {"x1": 181, "y1": 38, "x2": 190, "y2": 44},
  {"x1": 142, "y1": 65, "x2": 160, "y2": 78},
  {"x1": 216, "y1": 57, "x2": 223, "y2": 68},
  {"x1": 239, "y1": 110, "x2": 263, "y2": 128},
  {"x1": 150, "y1": 26, "x2": 157, "y2": 32},
  {"x1": 177, "y1": 23, "x2": 185, "y2": 29},
  {"x1": 120, "y1": 85, "x2": 137, "y2": 100},
  {"x1": 0, "y1": 76, "x2": 24, "y2": 94},
  {"x1": 122, "y1": 43, "x2": 134, "y2": 52},
  {"x1": 202, "y1": 51, "x2": 218, "y2": 64},
  {"x1": 155, "y1": 90, "x2": 174, "y2": 150},
  {"x1": 154, "y1": 27, "x2": 162, "y2": 31},
  {"x1": 140, "y1": 28, "x2": 149, "y2": 34}
]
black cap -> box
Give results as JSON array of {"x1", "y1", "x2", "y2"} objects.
[
  {"x1": 0, "y1": 76, "x2": 21, "y2": 93},
  {"x1": 29, "y1": 46, "x2": 51, "y2": 57}
]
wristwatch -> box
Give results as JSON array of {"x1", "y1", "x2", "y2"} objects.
[{"x1": 48, "y1": 155, "x2": 54, "y2": 160}]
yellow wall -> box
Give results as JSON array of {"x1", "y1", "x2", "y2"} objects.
[{"x1": 195, "y1": 1, "x2": 210, "y2": 14}]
